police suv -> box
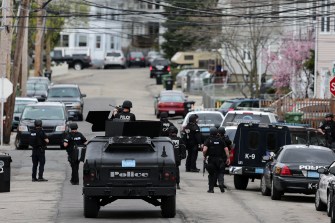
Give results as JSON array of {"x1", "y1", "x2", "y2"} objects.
[{"x1": 83, "y1": 114, "x2": 177, "y2": 218}]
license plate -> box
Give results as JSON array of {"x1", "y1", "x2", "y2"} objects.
[
  {"x1": 156, "y1": 65, "x2": 164, "y2": 70},
  {"x1": 307, "y1": 171, "x2": 319, "y2": 178},
  {"x1": 201, "y1": 127, "x2": 210, "y2": 132},
  {"x1": 122, "y1": 160, "x2": 136, "y2": 167},
  {"x1": 255, "y1": 168, "x2": 264, "y2": 174},
  {"x1": 168, "y1": 111, "x2": 175, "y2": 114},
  {"x1": 136, "y1": 58, "x2": 140, "y2": 61}
]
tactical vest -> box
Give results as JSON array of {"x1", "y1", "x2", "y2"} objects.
[{"x1": 207, "y1": 137, "x2": 225, "y2": 158}]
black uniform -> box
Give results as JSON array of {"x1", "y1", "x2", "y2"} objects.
[
  {"x1": 319, "y1": 120, "x2": 335, "y2": 148},
  {"x1": 169, "y1": 135, "x2": 186, "y2": 185},
  {"x1": 160, "y1": 120, "x2": 175, "y2": 136},
  {"x1": 221, "y1": 134, "x2": 232, "y2": 151},
  {"x1": 184, "y1": 121, "x2": 202, "y2": 172},
  {"x1": 30, "y1": 127, "x2": 48, "y2": 181},
  {"x1": 64, "y1": 132, "x2": 87, "y2": 184},
  {"x1": 114, "y1": 111, "x2": 136, "y2": 121},
  {"x1": 204, "y1": 135, "x2": 227, "y2": 192}
]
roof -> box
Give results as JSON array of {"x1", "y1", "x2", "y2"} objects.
[
  {"x1": 282, "y1": 144, "x2": 331, "y2": 151},
  {"x1": 26, "y1": 102, "x2": 65, "y2": 107},
  {"x1": 15, "y1": 97, "x2": 38, "y2": 102},
  {"x1": 225, "y1": 110, "x2": 276, "y2": 115},
  {"x1": 225, "y1": 98, "x2": 263, "y2": 102},
  {"x1": 49, "y1": 84, "x2": 79, "y2": 88},
  {"x1": 160, "y1": 90, "x2": 184, "y2": 95}
]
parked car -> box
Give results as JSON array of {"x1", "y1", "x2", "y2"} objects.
[
  {"x1": 103, "y1": 50, "x2": 126, "y2": 69},
  {"x1": 15, "y1": 102, "x2": 71, "y2": 149},
  {"x1": 315, "y1": 161, "x2": 335, "y2": 216},
  {"x1": 145, "y1": 51, "x2": 162, "y2": 66},
  {"x1": 27, "y1": 76, "x2": 51, "y2": 87},
  {"x1": 154, "y1": 90, "x2": 193, "y2": 118},
  {"x1": 175, "y1": 69, "x2": 189, "y2": 88},
  {"x1": 222, "y1": 110, "x2": 278, "y2": 127},
  {"x1": 127, "y1": 51, "x2": 146, "y2": 67},
  {"x1": 149, "y1": 58, "x2": 170, "y2": 78},
  {"x1": 218, "y1": 98, "x2": 263, "y2": 116},
  {"x1": 261, "y1": 145, "x2": 335, "y2": 200},
  {"x1": 51, "y1": 48, "x2": 92, "y2": 70},
  {"x1": 180, "y1": 110, "x2": 225, "y2": 142},
  {"x1": 12, "y1": 97, "x2": 38, "y2": 130},
  {"x1": 26, "y1": 81, "x2": 49, "y2": 101},
  {"x1": 181, "y1": 69, "x2": 207, "y2": 92},
  {"x1": 46, "y1": 84, "x2": 86, "y2": 121}
]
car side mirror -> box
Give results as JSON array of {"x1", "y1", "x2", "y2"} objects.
[
  {"x1": 317, "y1": 167, "x2": 329, "y2": 174},
  {"x1": 14, "y1": 117, "x2": 20, "y2": 121},
  {"x1": 329, "y1": 167, "x2": 335, "y2": 175},
  {"x1": 81, "y1": 94, "x2": 86, "y2": 97}
]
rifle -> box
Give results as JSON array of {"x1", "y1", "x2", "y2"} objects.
[{"x1": 109, "y1": 104, "x2": 122, "y2": 113}]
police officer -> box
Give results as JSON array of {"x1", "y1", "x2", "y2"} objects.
[
  {"x1": 168, "y1": 126, "x2": 186, "y2": 189},
  {"x1": 184, "y1": 114, "x2": 202, "y2": 172},
  {"x1": 159, "y1": 112, "x2": 175, "y2": 136},
  {"x1": 30, "y1": 119, "x2": 49, "y2": 182},
  {"x1": 218, "y1": 126, "x2": 232, "y2": 151},
  {"x1": 63, "y1": 123, "x2": 87, "y2": 185},
  {"x1": 318, "y1": 113, "x2": 335, "y2": 148},
  {"x1": 114, "y1": 100, "x2": 136, "y2": 121},
  {"x1": 203, "y1": 127, "x2": 230, "y2": 193}
]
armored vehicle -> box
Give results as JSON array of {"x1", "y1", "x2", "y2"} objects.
[{"x1": 83, "y1": 112, "x2": 177, "y2": 218}]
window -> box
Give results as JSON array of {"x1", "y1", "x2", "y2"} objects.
[
  {"x1": 155, "y1": 0, "x2": 160, "y2": 9},
  {"x1": 60, "y1": 35, "x2": 69, "y2": 47},
  {"x1": 148, "y1": 0, "x2": 153, "y2": 9},
  {"x1": 184, "y1": 55, "x2": 194, "y2": 60},
  {"x1": 248, "y1": 131, "x2": 259, "y2": 150},
  {"x1": 77, "y1": 35, "x2": 87, "y2": 47},
  {"x1": 266, "y1": 133, "x2": 277, "y2": 152},
  {"x1": 110, "y1": 36, "x2": 114, "y2": 49},
  {"x1": 96, "y1": 8, "x2": 102, "y2": 19},
  {"x1": 243, "y1": 49, "x2": 251, "y2": 62},
  {"x1": 96, "y1": 36, "x2": 101, "y2": 49},
  {"x1": 321, "y1": 0, "x2": 330, "y2": 32}
]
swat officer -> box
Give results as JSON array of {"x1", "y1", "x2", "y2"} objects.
[
  {"x1": 63, "y1": 123, "x2": 87, "y2": 185},
  {"x1": 203, "y1": 127, "x2": 230, "y2": 193},
  {"x1": 168, "y1": 125, "x2": 186, "y2": 189},
  {"x1": 159, "y1": 112, "x2": 175, "y2": 136},
  {"x1": 184, "y1": 114, "x2": 202, "y2": 172},
  {"x1": 318, "y1": 113, "x2": 335, "y2": 148},
  {"x1": 30, "y1": 119, "x2": 49, "y2": 182},
  {"x1": 114, "y1": 100, "x2": 136, "y2": 121},
  {"x1": 218, "y1": 126, "x2": 232, "y2": 151}
]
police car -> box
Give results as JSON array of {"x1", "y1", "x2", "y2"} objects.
[
  {"x1": 180, "y1": 109, "x2": 225, "y2": 142},
  {"x1": 222, "y1": 109, "x2": 278, "y2": 127},
  {"x1": 261, "y1": 144, "x2": 335, "y2": 200}
]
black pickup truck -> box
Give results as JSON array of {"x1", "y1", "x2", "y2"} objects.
[{"x1": 52, "y1": 50, "x2": 91, "y2": 70}]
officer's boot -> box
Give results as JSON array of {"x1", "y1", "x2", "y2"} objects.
[{"x1": 219, "y1": 184, "x2": 225, "y2": 193}]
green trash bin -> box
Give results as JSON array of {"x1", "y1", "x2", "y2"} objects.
[
  {"x1": 156, "y1": 73, "x2": 163, "y2": 85},
  {"x1": 162, "y1": 74, "x2": 172, "y2": 88},
  {"x1": 164, "y1": 78, "x2": 174, "y2": 90},
  {"x1": 285, "y1": 112, "x2": 304, "y2": 124}
]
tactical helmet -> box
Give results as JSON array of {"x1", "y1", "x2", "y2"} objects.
[
  {"x1": 122, "y1": 100, "x2": 132, "y2": 108},
  {"x1": 69, "y1": 122, "x2": 78, "y2": 130},
  {"x1": 210, "y1": 127, "x2": 218, "y2": 136},
  {"x1": 168, "y1": 125, "x2": 178, "y2": 134},
  {"x1": 326, "y1": 113, "x2": 334, "y2": 118},
  {"x1": 160, "y1": 112, "x2": 168, "y2": 119},
  {"x1": 34, "y1": 119, "x2": 42, "y2": 127},
  {"x1": 218, "y1": 126, "x2": 226, "y2": 135},
  {"x1": 189, "y1": 114, "x2": 199, "y2": 123}
]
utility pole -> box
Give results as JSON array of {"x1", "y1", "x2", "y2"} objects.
[
  {"x1": 34, "y1": 0, "x2": 44, "y2": 76},
  {"x1": 21, "y1": 10, "x2": 29, "y2": 96},
  {"x1": 3, "y1": 0, "x2": 30, "y2": 144}
]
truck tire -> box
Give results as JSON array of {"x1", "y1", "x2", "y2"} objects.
[
  {"x1": 161, "y1": 195, "x2": 176, "y2": 218},
  {"x1": 15, "y1": 135, "x2": 28, "y2": 150},
  {"x1": 315, "y1": 190, "x2": 326, "y2": 211},
  {"x1": 74, "y1": 62, "x2": 83, "y2": 71},
  {"x1": 83, "y1": 196, "x2": 100, "y2": 218},
  {"x1": 271, "y1": 180, "x2": 282, "y2": 200},
  {"x1": 260, "y1": 175, "x2": 270, "y2": 196},
  {"x1": 234, "y1": 175, "x2": 248, "y2": 190},
  {"x1": 328, "y1": 193, "x2": 333, "y2": 216},
  {"x1": 331, "y1": 195, "x2": 335, "y2": 223}
]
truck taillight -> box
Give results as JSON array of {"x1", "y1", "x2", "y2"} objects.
[
  {"x1": 229, "y1": 148, "x2": 235, "y2": 164},
  {"x1": 167, "y1": 66, "x2": 171, "y2": 72},
  {"x1": 150, "y1": 66, "x2": 153, "y2": 71},
  {"x1": 84, "y1": 169, "x2": 96, "y2": 182},
  {"x1": 161, "y1": 171, "x2": 175, "y2": 182}
]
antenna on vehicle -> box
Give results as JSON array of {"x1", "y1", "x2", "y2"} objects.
[{"x1": 161, "y1": 146, "x2": 168, "y2": 157}]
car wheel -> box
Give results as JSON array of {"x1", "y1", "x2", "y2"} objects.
[
  {"x1": 261, "y1": 175, "x2": 271, "y2": 196},
  {"x1": 328, "y1": 192, "x2": 333, "y2": 216},
  {"x1": 271, "y1": 179, "x2": 282, "y2": 200},
  {"x1": 74, "y1": 62, "x2": 83, "y2": 71},
  {"x1": 315, "y1": 189, "x2": 327, "y2": 211},
  {"x1": 15, "y1": 134, "x2": 28, "y2": 150},
  {"x1": 78, "y1": 114, "x2": 84, "y2": 121},
  {"x1": 161, "y1": 195, "x2": 176, "y2": 218},
  {"x1": 83, "y1": 196, "x2": 100, "y2": 218},
  {"x1": 234, "y1": 175, "x2": 248, "y2": 190}
]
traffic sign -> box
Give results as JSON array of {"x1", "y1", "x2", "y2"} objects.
[{"x1": 0, "y1": 78, "x2": 13, "y2": 99}]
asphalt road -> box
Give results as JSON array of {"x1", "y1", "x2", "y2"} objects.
[{"x1": 0, "y1": 68, "x2": 330, "y2": 223}]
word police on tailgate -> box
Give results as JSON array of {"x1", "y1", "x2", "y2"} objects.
[{"x1": 110, "y1": 171, "x2": 149, "y2": 178}]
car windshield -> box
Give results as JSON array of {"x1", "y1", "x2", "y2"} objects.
[
  {"x1": 106, "y1": 52, "x2": 121, "y2": 57},
  {"x1": 22, "y1": 106, "x2": 65, "y2": 120},
  {"x1": 27, "y1": 83, "x2": 48, "y2": 91},
  {"x1": 220, "y1": 102, "x2": 234, "y2": 110},
  {"x1": 280, "y1": 148, "x2": 335, "y2": 164},
  {"x1": 160, "y1": 95, "x2": 184, "y2": 102},
  {"x1": 130, "y1": 52, "x2": 143, "y2": 57},
  {"x1": 186, "y1": 113, "x2": 223, "y2": 126},
  {"x1": 48, "y1": 87, "x2": 80, "y2": 98},
  {"x1": 223, "y1": 113, "x2": 270, "y2": 124},
  {"x1": 14, "y1": 104, "x2": 28, "y2": 113},
  {"x1": 152, "y1": 60, "x2": 169, "y2": 66}
]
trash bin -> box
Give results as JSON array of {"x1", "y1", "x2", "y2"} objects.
[
  {"x1": 164, "y1": 78, "x2": 174, "y2": 90},
  {"x1": 285, "y1": 112, "x2": 304, "y2": 124},
  {"x1": 44, "y1": 70, "x2": 52, "y2": 81},
  {"x1": 156, "y1": 73, "x2": 163, "y2": 85},
  {"x1": 0, "y1": 153, "x2": 12, "y2": 192},
  {"x1": 162, "y1": 74, "x2": 172, "y2": 88}
]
